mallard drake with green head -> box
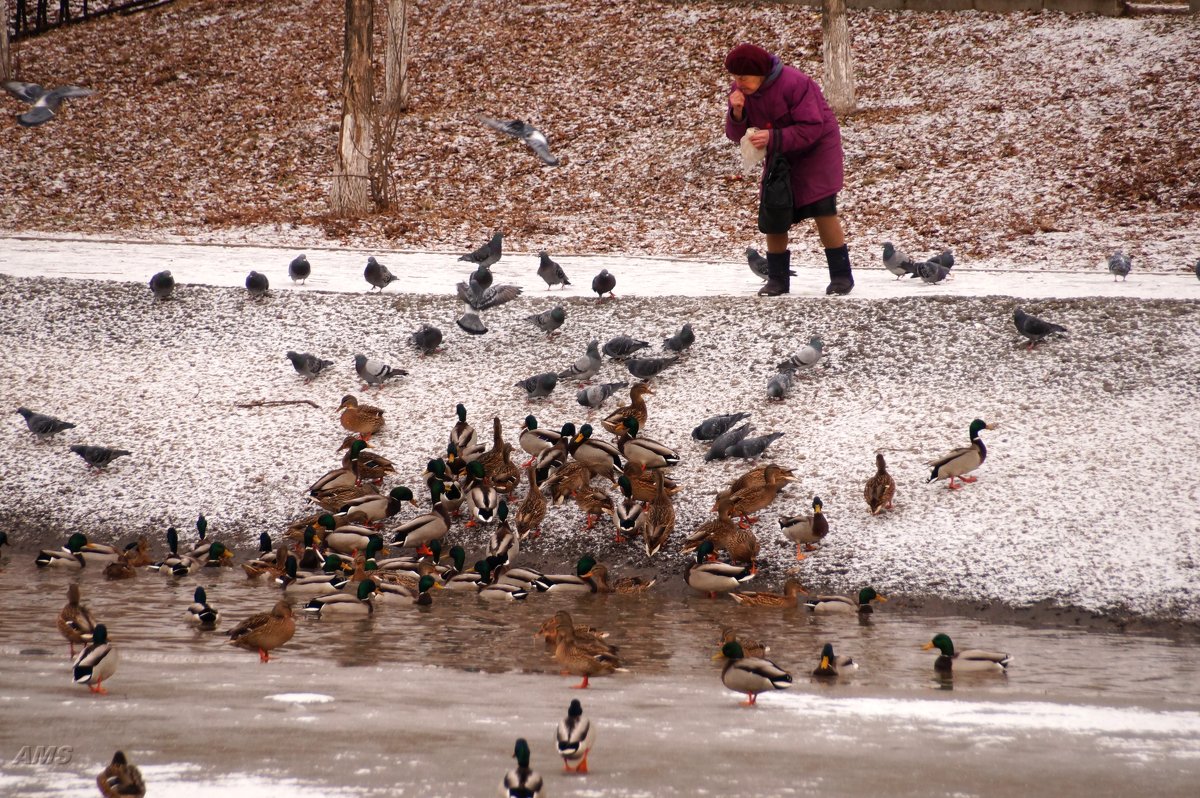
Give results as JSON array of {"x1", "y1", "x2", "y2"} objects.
[
  {"x1": 534, "y1": 423, "x2": 576, "y2": 484},
  {"x1": 614, "y1": 416, "x2": 679, "y2": 472},
  {"x1": 714, "y1": 640, "x2": 791, "y2": 706},
  {"x1": 279, "y1": 554, "x2": 350, "y2": 597},
  {"x1": 685, "y1": 541, "x2": 754, "y2": 598},
  {"x1": 812, "y1": 642, "x2": 857, "y2": 677},
  {"x1": 487, "y1": 501, "x2": 519, "y2": 564},
  {"x1": 569, "y1": 424, "x2": 623, "y2": 477},
  {"x1": 607, "y1": 475, "x2": 643, "y2": 543},
  {"x1": 37, "y1": 533, "x2": 118, "y2": 569},
  {"x1": 552, "y1": 610, "x2": 624, "y2": 688},
  {"x1": 806, "y1": 587, "x2": 887, "y2": 615},
  {"x1": 499, "y1": 555, "x2": 598, "y2": 593},
  {"x1": 464, "y1": 460, "x2": 501, "y2": 526},
  {"x1": 340, "y1": 436, "x2": 396, "y2": 484},
  {"x1": 337, "y1": 394, "x2": 385, "y2": 441},
  {"x1": 336, "y1": 486, "x2": 417, "y2": 526},
  {"x1": 602, "y1": 383, "x2": 652, "y2": 435},
  {"x1": 502, "y1": 738, "x2": 545, "y2": 798},
  {"x1": 322, "y1": 526, "x2": 383, "y2": 557},
  {"x1": 391, "y1": 482, "x2": 451, "y2": 555},
  {"x1": 450, "y1": 403, "x2": 484, "y2": 462},
  {"x1": 148, "y1": 526, "x2": 199, "y2": 577},
  {"x1": 637, "y1": 470, "x2": 675, "y2": 557},
  {"x1": 864, "y1": 453, "x2": 897, "y2": 514},
  {"x1": 242, "y1": 533, "x2": 284, "y2": 579},
  {"x1": 555, "y1": 699, "x2": 595, "y2": 774},
  {"x1": 923, "y1": 633, "x2": 1011, "y2": 673},
  {"x1": 515, "y1": 465, "x2": 547, "y2": 539},
  {"x1": 779, "y1": 496, "x2": 829, "y2": 560},
  {"x1": 927, "y1": 419, "x2": 995, "y2": 490},
  {"x1": 304, "y1": 578, "x2": 377, "y2": 617},
  {"x1": 472, "y1": 558, "x2": 531, "y2": 600},
  {"x1": 186, "y1": 586, "x2": 220, "y2": 629},
  {"x1": 57, "y1": 583, "x2": 97, "y2": 657},
  {"x1": 73, "y1": 623, "x2": 118, "y2": 694},
  {"x1": 228, "y1": 600, "x2": 296, "y2": 662},
  {"x1": 729, "y1": 578, "x2": 807, "y2": 608},
  {"x1": 519, "y1": 414, "x2": 561, "y2": 465}
]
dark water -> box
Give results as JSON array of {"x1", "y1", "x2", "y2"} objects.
[{"x1": 2, "y1": 560, "x2": 1199, "y2": 797}]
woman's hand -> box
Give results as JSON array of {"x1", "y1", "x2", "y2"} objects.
[
  {"x1": 728, "y1": 88, "x2": 745, "y2": 120},
  {"x1": 749, "y1": 129, "x2": 770, "y2": 149}
]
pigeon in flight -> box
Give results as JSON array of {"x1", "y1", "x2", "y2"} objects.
[
  {"x1": 286, "y1": 351, "x2": 334, "y2": 382},
  {"x1": 691, "y1": 412, "x2": 750, "y2": 442},
  {"x1": 288, "y1": 255, "x2": 311, "y2": 285},
  {"x1": 1107, "y1": 251, "x2": 1131, "y2": 282},
  {"x1": 559, "y1": 339, "x2": 602, "y2": 382},
  {"x1": 1013, "y1": 308, "x2": 1067, "y2": 350},
  {"x1": 148, "y1": 270, "x2": 175, "y2": 301},
  {"x1": 626, "y1": 355, "x2": 678, "y2": 380},
  {"x1": 527, "y1": 306, "x2": 566, "y2": 336},
  {"x1": 69, "y1": 445, "x2": 131, "y2": 469},
  {"x1": 746, "y1": 247, "x2": 794, "y2": 281},
  {"x1": 3, "y1": 81, "x2": 95, "y2": 127},
  {"x1": 245, "y1": 271, "x2": 269, "y2": 297},
  {"x1": 516, "y1": 372, "x2": 558, "y2": 398},
  {"x1": 725, "y1": 432, "x2": 784, "y2": 460},
  {"x1": 354, "y1": 354, "x2": 406, "y2": 388},
  {"x1": 460, "y1": 232, "x2": 503, "y2": 268},
  {"x1": 479, "y1": 116, "x2": 560, "y2": 166},
  {"x1": 602, "y1": 335, "x2": 649, "y2": 359},
  {"x1": 456, "y1": 312, "x2": 488, "y2": 335},
  {"x1": 577, "y1": 381, "x2": 628, "y2": 409},
  {"x1": 591, "y1": 269, "x2": 617, "y2": 302},
  {"x1": 410, "y1": 324, "x2": 444, "y2": 356},
  {"x1": 777, "y1": 336, "x2": 824, "y2": 372},
  {"x1": 537, "y1": 251, "x2": 571, "y2": 289},
  {"x1": 704, "y1": 423, "x2": 752, "y2": 462},
  {"x1": 16, "y1": 407, "x2": 76, "y2": 440},
  {"x1": 663, "y1": 323, "x2": 694, "y2": 354},
  {"x1": 882, "y1": 242, "x2": 919, "y2": 279},
  {"x1": 364, "y1": 257, "x2": 398, "y2": 291},
  {"x1": 456, "y1": 280, "x2": 523, "y2": 311}
]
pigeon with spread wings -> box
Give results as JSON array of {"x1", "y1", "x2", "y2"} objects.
[
  {"x1": 479, "y1": 115, "x2": 560, "y2": 166},
  {"x1": 3, "y1": 81, "x2": 95, "y2": 127}
]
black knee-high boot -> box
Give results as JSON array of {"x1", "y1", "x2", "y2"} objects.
[
  {"x1": 758, "y1": 251, "x2": 791, "y2": 296},
  {"x1": 824, "y1": 246, "x2": 854, "y2": 295}
]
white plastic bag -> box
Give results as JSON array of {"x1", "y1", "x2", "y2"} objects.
[{"x1": 740, "y1": 127, "x2": 766, "y2": 171}]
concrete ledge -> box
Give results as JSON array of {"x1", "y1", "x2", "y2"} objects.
[
  {"x1": 1045, "y1": 0, "x2": 1127, "y2": 13},
  {"x1": 678, "y1": 0, "x2": 1135, "y2": 15},
  {"x1": 976, "y1": 0, "x2": 1043, "y2": 11}
]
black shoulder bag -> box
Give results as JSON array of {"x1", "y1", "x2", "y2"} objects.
[{"x1": 757, "y1": 132, "x2": 793, "y2": 235}]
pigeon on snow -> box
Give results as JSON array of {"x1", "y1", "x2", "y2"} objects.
[
  {"x1": 725, "y1": 432, "x2": 784, "y2": 460},
  {"x1": 767, "y1": 369, "x2": 794, "y2": 400},
  {"x1": 457, "y1": 280, "x2": 523, "y2": 311},
  {"x1": 663, "y1": 323, "x2": 695, "y2": 354},
  {"x1": 288, "y1": 255, "x2": 311, "y2": 284},
  {"x1": 410, "y1": 324, "x2": 444, "y2": 355},
  {"x1": 516, "y1": 372, "x2": 558, "y2": 398},
  {"x1": 364, "y1": 256, "x2": 398, "y2": 291},
  {"x1": 537, "y1": 251, "x2": 571, "y2": 289},
  {"x1": 1194, "y1": 259, "x2": 1200, "y2": 281},
  {"x1": 591, "y1": 269, "x2": 616, "y2": 301},
  {"x1": 577, "y1": 381, "x2": 628, "y2": 409},
  {"x1": 70, "y1": 445, "x2": 131, "y2": 469},
  {"x1": 882, "y1": 242, "x2": 919, "y2": 279},
  {"x1": 456, "y1": 312, "x2": 488, "y2": 335},
  {"x1": 16, "y1": 407, "x2": 76, "y2": 439},
  {"x1": 603, "y1": 335, "x2": 649, "y2": 359},
  {"x1": 705, "y1": 423, "x2": 752, "y2": 462},
  {"x1": 3, "y1": 81, "x2": 95, "y2": 127},
  {"x1": 479, "y1": 116, "x2": 560, "y2": 166},
  {"x1": 626, "y1": 355, "x2": 678, "y2": 380},
  {"x1": 1107, "y1": 251, "x2": 1131, "y2": 281},
  {"x1": 286, "y1": 351, "x2": 334, "y2": 382},
  {"x1": 777, "y1": 336, "x2": 824, "y2": 372},
  {"x1": 148, "y1": 270, "x2": 175, "y2": 300},
  {"x1": 459, "y1": 232, "x2": 503, "y2": 268},
  {"x1": 527, "y1": 306, "x2": 566, "y2": 336},
  {"x1": 1013, "y1": 308, "x2": 1067, "y2": 350},
  {"x1": 746, "y1": 247, "x2": 794, "y2": 281},
  {"x1": 917, "y1": 258, "x2": 952, "y2": 284},
  {"x1": 692, "y1": 412, "x2": 750, "y2": 442},
  {"x1": 469, "y1": 262, "x2": 494, "y2": 293},
  {"x1": 559, "y1": 340, "x2": 602, "y2": 382},
  {"x1": 354, "y1": 354, "x2": 406, "y2": 388},
  {"x1": 245, "y1": 271, "x2": 269, "y2": 297}
]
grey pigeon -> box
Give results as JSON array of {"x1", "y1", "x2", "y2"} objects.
[
  {"x1": 364, "y1": 256, "x2": 398, "y2": 291},
  {"x1": 459, "y1": 232, "x2": 503, "y2": 268},
  {"x1": 456, "y1": 280, "x2": 523, "y2": 311},
  {"x1": 725, "y1": 432, "x2": 784, "y2": 460},
  {"x1": 16, "y1": 407, "x2": 76, "y2": 439},
  {"x1": 288, "y1": 254, "x2": 311, "y2": 284},
  {"x1": 456, "y1": 312, "x2": 488, "y2": 335},
  {"x1": 1013, "y1": 308, "x2": 1067, "y2": 350},
  {"x1": 516, "y1": 372, "x2": 558, "y2": 398},
  {"x1": 148, "y1": 270, "x2": 175, "y2": 300},
  {"x1": 69, "y1": 445, "x2": 130, "y2": 469},
  {"x1": 705, "y1": 423, "x2": 752, "y2": 462},
  {"x1": 926, "y1": 249, "x2": 955, "y2": 269},
  {"x1": 603, "y1": 335, "x2": 649, "y2": 359},
  {"x1": 1194, "y1": 259, "x2": 1200, "y2": 281},
  {"x1": 469, "y1": 261, "x2": 493, "y2": 291},
  {"x1": 537, "y1": 251, "x2": 570, "y2": 289},
  {"x1": 882, "y1": 242, "x2": 919, "y2": 279},
  {"x1": 3, "y1": 81, "x2": 94, "y2": 127},
  {"x1": 354, "y1": 354, "x2": 406, "y2": 387},
  {"x1": 592, "y1": 269, "x2": 616, "y2": 301},
  {"x1": 559, "y1": 339, "x2": 602, "y2": 382},
  {"x1": 286, "y1": 351, "x2": 334, "y2": 381},
  {"x1": 527, "y1": 306, "x2": 566, "y2": 336},
  {"x1": 663, "y1": 323, "x2": 695, "y2": 354},
  {"x1": 577, "y1": 381, "x2": 628, "y2": 409},
  {"x1": 410, "y1": 324, "x2": 444, "y2": 355},
  {"x1": 1107, "y1": 251, "x2": 1131, "y2": 281},
  {"x1": 245, "y1": 271, "x2": 269, "y2": 297},
  {"x1": 767, "y1": 369, "x2": 794, "y2": 399},
  {"x1": 626, "y1": 356, "x2": 678, "y2": 380},
  {"x1": 777, "y1": 336, "x2": 824, "y2": 371},
  {"x1": 917, "y1": 258, "x2": 951, "y2": 284},
  {"x1": 692, "y1": 412, "x2": 750, "y2": 441},
  {"x1": 746, "y1": 247, "x2": 794, "y2": 281},
  {"x1": 479, "y1": 116, "x2": 560, "y2": 166}
]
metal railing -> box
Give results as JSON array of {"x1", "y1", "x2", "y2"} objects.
[{"x1": 8, "y1": 0, "x2": 176, "y2": 41}]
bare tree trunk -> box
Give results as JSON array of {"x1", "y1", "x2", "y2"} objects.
[
  {"x1": 330, "y1": 0, "x2": 375, "y2": 217},
  {"x1": 821, "y1": 0, "x2": 857, "y2": 116},
  {"x1": 384, "y1": 0, "x2": 410, "y2": 113},
  {"x1": 1, "y1": 1, "x2": 12, "y2": 82}
]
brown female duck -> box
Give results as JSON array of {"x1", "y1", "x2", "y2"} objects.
[{"x1": 336, "y1": 395, "x2": 385, "y2": 441}]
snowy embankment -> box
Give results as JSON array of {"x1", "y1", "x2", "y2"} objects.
[{"x1": 1, "y1": 243, "x2": 1198, "y2": 623}]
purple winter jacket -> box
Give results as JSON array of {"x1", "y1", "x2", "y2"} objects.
[{"x1": 724, "y1": 55, "x2": 844, "y2": 208}]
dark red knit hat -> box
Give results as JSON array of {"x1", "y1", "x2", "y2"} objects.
[{"x1": 725, "y1": 44, "x2": 772, "y2": 76}]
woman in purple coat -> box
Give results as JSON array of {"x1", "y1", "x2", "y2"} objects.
[{"x1": 724, "y1": 43, "x2": 854, "y2": 296}]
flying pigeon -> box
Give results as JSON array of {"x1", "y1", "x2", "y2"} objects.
[
  {"x1": 537, "y1": 251, "x2": 570, "y2": 289},
  {"x1": 1013, "y1": 308, "x2": 1067, "y2": 350},
  {"x1": 410, "y1": 324, "x2": 444, "y2": 356},
  {"x1": 245, "y1": 271, "x2": 269, "y2": 297},
  {"x1": 917, "y1": 258, "x2": 951, "y2": 284},
  {"x1": 602, "y1": 335, "x2": 649, "y2": 359},
  {"x1": 527, "y1": 306, "x2": 566, "y2": 336},
  {"x1": 882, "y1": 242, "x2": 919, "y2": 279},
  {"x1": 3, "y1": 81, "x2": 95, "y2": 127},
  {"x1": 577, "y1": 381, "x2": 628, "y2": 409},
  {"x1": 148, "y1": 270, "x2": 175, "y2": 301},
  {"x1": 354, "y1": 354, "x2": 406, "y2": 388},
  {"x1": 591, "y1": 269, "x2": 616, "y2": 301},
  {"x1": 288, "y1": 255, "x2": 311, "y2": 284},
  {"x1": 286, "y1": 351, "x2": 334, "y2": 382},
  {"x1": 1107, "y1": 251, "x2": 1131, "y2": 281},
  {"x1": 767, "y1": 369, "x2": 794, "y2": 399},
  {"x1": 691, "y1": 412, "x2": 750, "y2": 441},
  {"x1": 777, "y1": 336, "x2": 824, "y2": 371},
  {"x1": 459, "y1": 232, "x2": 503, "y2": 268},
  {"x1": 626, "y1": 355, "x2": 678, "y2": 380},
  {"x1": 746, "y1": 247, "x2": 794, "y2": 281},
  {"x1": 663, "y1": 323, "x2": 695, "y2": 354},
  {"x1": 456, "y1": 312, "x2": 488, "y2": 335},
  {"x1": 559, "y1": 340, "x2": 602, "y2": 382},
  {"x1": 705, "y1": 423, "x2": 752, "y2": 462},
  {"x1": 479, "y1": 116, "x2": 560, "y2": 166},
  {"x1": 456, "y1": 280, "x2": 523, "y2": 311},
  {"x1": 16, "y1": 407, "x2": 76, "y2": 439},
  {"x1": 69, "y1": 445, "x2": 131, "y2": 469},
  {"x1": 364, "y1": 256, "x2": 398, "y2": 291},
  {"x1": 516, "y1": 372, "x2": 558, "y2": 398},
  {"x1": 725, "y1": 432, "x2": 784, "y2": 460}
]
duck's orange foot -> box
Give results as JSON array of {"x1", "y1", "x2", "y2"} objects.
[
  {"x1": 259, "y1": 648, "x2": 271, "y2": 663},
  {"x1": 960, "y1": 475, "x2": 977, "y2": 483}
]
